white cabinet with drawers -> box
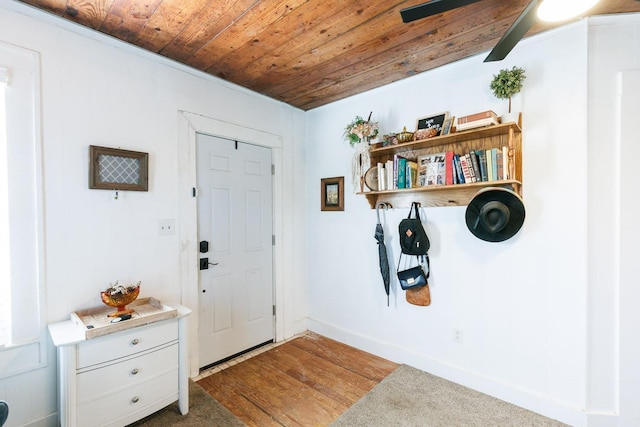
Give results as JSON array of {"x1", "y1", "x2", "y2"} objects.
[{"x1": 49, "y1": 305, "x2": 190, "y2": 427}]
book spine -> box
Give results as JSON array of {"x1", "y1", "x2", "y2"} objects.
[
  {"x1": 454, "y1": 154, "x2": 465, "y2": 184},
  {"x1": 377, "y1": 162, "x2": 385, "y2": 190},
  {"x1": 405, "y1": 161, "x2": 415, "y2": 188},
  {"x1": 398, "y1": 157, "x2": 407, "y2": 188},
  {"x1": 491, "y1": 148, "x2": 498, "y2": 181},
  {"x1": 486, "y1": 149, "x2": 493, "y2": 181},
  {"x1": 465, "y1": 153, "x2": 477, "y2": 182},
  {"x1": 469, "y1": 151, "x2": 481, "y2": 182},
  {"x1": 460, "y1": 154, "x2": 472, "y2": 183},
  {"x1": 452, "y1": 158, "x2": 458, "y2": 185},
  {"x1": 393, "y1": 155, "x2": 398, "y2": 189},
  {"x1": 477, "y1": 149, "x2": 488, "y2": 182},
  {"x1": 496, "y1": 150, "x2": 503, "y2": 181},
  {"x1": 502, "y1": 146, "x2": 508, "y2": 179},
  {"x1": 386, "y1": 160, "x2": 394, "y2": 190},
  {"x1": 445, "y1": 151, "x2": 454, "y2": 185}
]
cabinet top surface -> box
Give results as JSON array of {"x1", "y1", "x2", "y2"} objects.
[
  {"x1": 49, "y1": 303, "x2": 190, "y2": 347},
  {"x1": 72, "y1": 297, "x2": 177, "y2": 340}
]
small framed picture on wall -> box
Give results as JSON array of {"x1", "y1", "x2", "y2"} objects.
[{"x1": 321, "y1": 176, "x2": 344, "y2": 211}]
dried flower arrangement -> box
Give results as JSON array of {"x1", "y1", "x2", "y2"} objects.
[{"x1": 344, "y1": 113, "x2": 379, "y2": 147}]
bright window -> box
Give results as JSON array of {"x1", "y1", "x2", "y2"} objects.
[{"x1": 0, "y1": 41, "x2": 46, "y2": 378}]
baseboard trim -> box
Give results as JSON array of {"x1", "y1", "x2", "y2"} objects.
[
  {"x1": 585, "y1": 412, "x2": 618, "y2": 427},
  {"x1": 26, "y1": 412, "x2": 58, "y2": 427},
  {"x1": 308, "y1": 319, "x2": 588, "y2": 427}
]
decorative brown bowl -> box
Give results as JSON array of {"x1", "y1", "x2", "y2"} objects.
[
  {"x1": 396, "y1": 127, "x2": 414, "y2": 143},
  {"x1": 101, "y1": 284, "x2": 140, "y2": 317}
]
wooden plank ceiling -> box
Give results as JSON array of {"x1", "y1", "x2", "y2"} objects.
[{"x1": 17, "y1": 0, "x2": 640, "y2": 110}]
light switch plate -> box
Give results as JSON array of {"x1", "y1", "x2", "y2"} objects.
[{"x1": 158, "y1": 218, "x2": 175, "y2": 236}]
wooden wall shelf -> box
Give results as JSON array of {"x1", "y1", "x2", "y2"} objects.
[
  {"x1": 360, "y1": 116, "x2": 523, "y2": 209},
  {"x1": 360, "y1": 180, "x2": 522, "y2": 209}
]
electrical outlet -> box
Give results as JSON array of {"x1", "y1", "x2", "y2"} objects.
[
  {"x1": 453, "y1": 328, "x2": 464, "y2": 344},
  {"x1": 158, "y1": 218, "x2": 175, "y2": 236}
]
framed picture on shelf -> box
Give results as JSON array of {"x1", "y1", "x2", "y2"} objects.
[
  {"x1": 417, "y1": 153, "x2": 446, "y2": 186},
  {"x1": 89, "y1": 145, "x2": 149, "y2": 191},
  {"x1": 416, "y1": 112, "x2": 449, "y2": 136},
  {"x1": 442, "y1": 116, "x2": 455, "y2": 135},
  {"x1": 321, "y1": 176, "x2": 344, "y2": 211}
]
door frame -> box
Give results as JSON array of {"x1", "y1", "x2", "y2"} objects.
[{"x1": 178, "y1": 111, "x2": 284, "y2": 377}]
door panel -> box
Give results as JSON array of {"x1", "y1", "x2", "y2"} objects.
[
  {"x1": 245, "y1": 190, "x2": 263, "y2": 250},
  {"x1": 211, "y1": 187, "x2": 231, "y2": 253},
  {"x1": 196, "y1": 134, "x2": 274, "y2": 368}
]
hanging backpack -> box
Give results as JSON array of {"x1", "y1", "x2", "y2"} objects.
[{"x1": 398, "y1": 202, "x2": 430, "y2": 255}]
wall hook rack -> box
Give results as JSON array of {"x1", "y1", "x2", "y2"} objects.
[{"x1": 376, "y1": 202, "x2": 392, "y2": 223}]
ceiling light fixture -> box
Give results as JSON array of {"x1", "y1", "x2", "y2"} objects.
[{"x1": 537, "y1": 0, "x2": 600, "y2": 22}]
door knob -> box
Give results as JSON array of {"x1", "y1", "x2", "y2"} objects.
[{"x1": 199, "y1": 258, "x2": 219, "y2": 270}]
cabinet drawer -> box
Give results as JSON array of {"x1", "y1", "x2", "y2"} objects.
[
  {"x1": 77, "y1": 343, "x2": 178, "y2": 402},
  {"x1": 76, "y1": 368, "x2": 178, "y2": 427},
  {"x1": 77, "y1": 321, "x2": 178, "y2": 369}
]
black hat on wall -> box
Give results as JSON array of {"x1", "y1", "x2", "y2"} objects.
[{"x1": 465, "y1": 187, "x2": 525, "y2": 242}]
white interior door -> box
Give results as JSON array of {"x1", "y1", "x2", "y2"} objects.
[{"x1": 196, "y1": 133, "x2": 274, "y2": 368}]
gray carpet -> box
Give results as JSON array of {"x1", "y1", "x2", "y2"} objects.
[
  {"x1": 330, "y1": 365, "x2": 570, "y2": 427},
  {"x1": 128, "y1": 380, "x2": 245, "y2": 426}
]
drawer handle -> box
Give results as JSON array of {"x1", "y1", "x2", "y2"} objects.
[
  {"x1": 131, "y1": 396, "x2": 140, "y2": 404},
  {"x1": 131, "y1": 338, "x2": 139, "y2": 345},
  {"x1": 131, "y1": 368, "x2": 139, "y2": 375}
]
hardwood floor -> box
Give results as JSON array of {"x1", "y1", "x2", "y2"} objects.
[{"x1": 196, "y1": 332, "x2": 398, "y2": 426}]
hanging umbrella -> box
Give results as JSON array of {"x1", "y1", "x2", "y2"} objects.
[{"x1": 374, "y1": 202, "x2": 391, "y2": 306}]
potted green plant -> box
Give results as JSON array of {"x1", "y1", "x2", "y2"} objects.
[{"x1": 490, "y1": 66, "x2": 526, "y2": 124}]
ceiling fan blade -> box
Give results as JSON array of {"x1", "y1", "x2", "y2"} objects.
[
  {"x1": 400, "y1": 0, "x2": 483, "y2": 23},
  {"x1": 484, "y1": 0, "x2": 540, "y2": 62}
]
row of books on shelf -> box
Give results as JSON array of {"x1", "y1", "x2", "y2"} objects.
[{"x1": 375, "y1": 147, "x2": 510, "y2": 191}]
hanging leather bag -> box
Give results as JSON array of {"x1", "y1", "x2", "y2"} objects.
[{"x1": 397, "y1": 255, "x2": 429, "y2": 290}]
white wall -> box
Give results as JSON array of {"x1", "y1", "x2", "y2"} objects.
[
  {"x1": 0, "y1": 1, "x2": 306, "y2": 425},
  {"x1": 306, "y1": 16, "x2": 639, "y2": 427},
  {"x1": 587, "y1": 14, "x2": 640, "y2": 427},
  {"x1": 616, "y1": 70, "x2": 640, "y2": 427}
]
